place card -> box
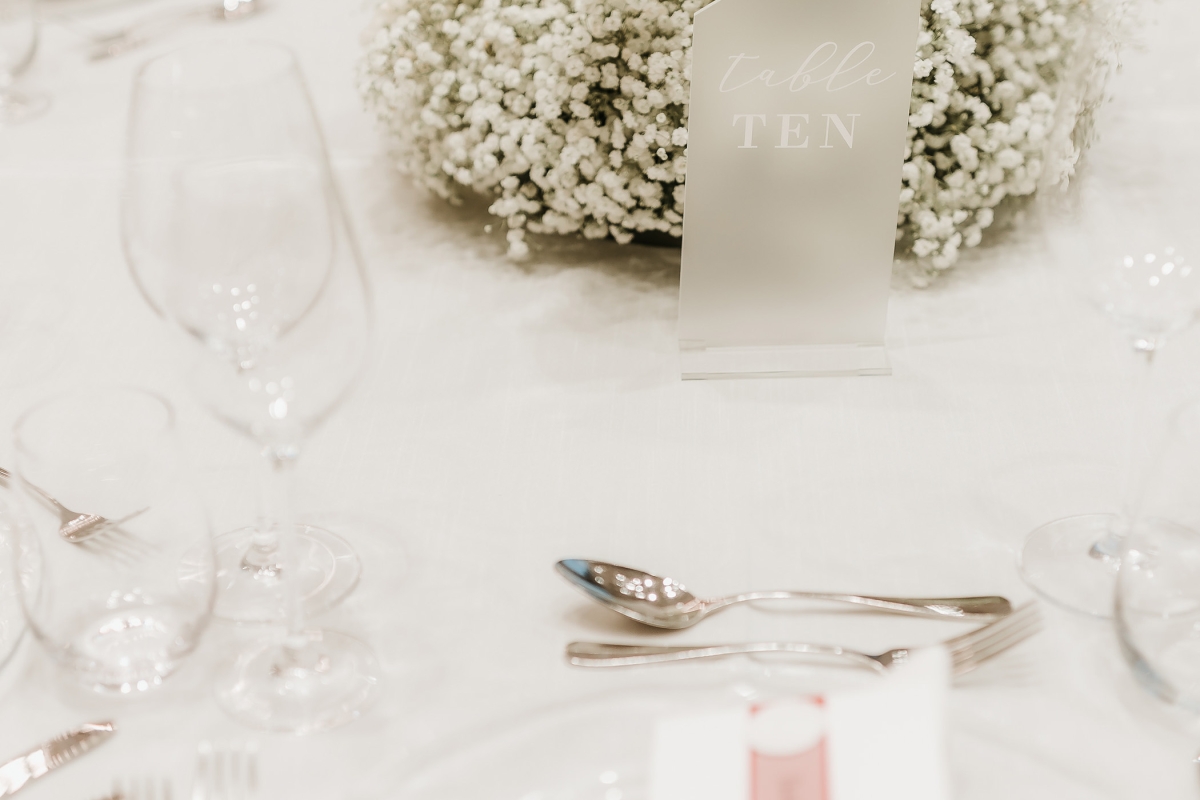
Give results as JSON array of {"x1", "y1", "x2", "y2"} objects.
[
  {"x1": 649, "y1": 648, "x2": 950, "y2": 800},
  {"x1": 678, "y1": 0, "x2": 922, "y2": 378}
]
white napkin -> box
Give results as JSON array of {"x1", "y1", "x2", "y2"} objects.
[{"x1": 650, "y1": 647, "x2": 950, "y2": 800}]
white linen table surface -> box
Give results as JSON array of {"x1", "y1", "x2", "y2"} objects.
[{"x1": 2, "y1": 0, "x2": 1200, "y2": 797}]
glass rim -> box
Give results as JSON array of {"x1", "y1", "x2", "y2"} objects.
[{"x1": 13, "y1": 385, "x2": 177, "y2": 462}]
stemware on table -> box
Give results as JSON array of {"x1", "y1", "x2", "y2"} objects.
[
  {"x1": 7, "y1": 388, "x2": 214, "y2": 694},
  {"x1": 0, "y1": 0, "x2": 47, "y2": 124},
  {"x1": 1116, "y1": 403, "x2": 1200, "y2": 712},
  {"x1": 121, "y1": 40, "x2": 378, "y2": 731},
  {"x1": 121, "y1": 39, "x2": 364, "y2": 628},
  {"x1": 1017, "y1": 159, "x2": 1200, "y2": 618}
]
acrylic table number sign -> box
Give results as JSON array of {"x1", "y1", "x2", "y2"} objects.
[{"x1": 678, "y1": 0, "x2": 922, "y2": 378}]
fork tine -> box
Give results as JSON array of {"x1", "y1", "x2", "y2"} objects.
[
  {"x1": 108, "y1": 526, "x2": 157, "y2": 556},
  {"x1": 196, "y1": 741, "x2": 212, "y2": 800},
  {"x1": 83, "y1": 536, "x2": 142, "y2": 567},
  {"x1": 949, "y1": 602, "x2": 1039, "y2": 653},
  {"x1": 949, "y1": 605, "x2": 1042, "y2": 676},
  {"x1": 76, "y1": 525, "x2": 158, "y2": 566},
  {"x1": 956, "y1": 614, "x2": 1041, "y2": 666},
  {"x1": 944, "y1": 602, "x2": 1038, "y2": 652},
  {"x1": 246, "y1": 741, "x2": 259, "y2": 799},
  {"x1": 195, "y1": 740, "x2": 259, "y2": 800}
]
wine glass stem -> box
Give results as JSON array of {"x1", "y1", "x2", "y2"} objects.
[
  {"x1": 1094, "y1": 343, "x2": 1157, "y2": 561},
  {"x1": 263, "y1": 449, "x2": 306, "y2": 644},
  {"x1": 239, "y1": 452, "x2": 285, "y2": 576}
]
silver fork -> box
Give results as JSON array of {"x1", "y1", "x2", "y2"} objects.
[
  {"x1": 567, "y1": 602, "x2": 1042, "y2": 676},
  {"x1": 105, "y1": 777, "x2": 174, "y2": 800},
  {"x1": 194, "y1": 740, "x2": 259, "y2": 800},
  {"x1": 0, "y1": 466, "x2": 152, "y2": 563}
]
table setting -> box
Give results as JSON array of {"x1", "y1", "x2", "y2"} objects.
[{"x1": 2, "y1": 0, "x2": 1200, "y2": 797}]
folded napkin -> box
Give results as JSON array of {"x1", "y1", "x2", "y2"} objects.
[{"x1": 650, "y1": 648, "x2": 950, "y2": 800}]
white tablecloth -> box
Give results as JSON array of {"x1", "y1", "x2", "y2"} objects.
[{"x1": 3, "y1": 0, "x2": 1200, "y2": 797}]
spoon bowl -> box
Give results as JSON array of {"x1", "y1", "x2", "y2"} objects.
[
  {"x1": 556, "y1": 560, "x2": 704, "y2": 629},
  {"x1": 556, "y1": 559, "x2": 1012, "y2": 629}
]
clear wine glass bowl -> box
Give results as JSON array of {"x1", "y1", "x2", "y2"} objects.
[
  {"x1": 1081, "y1": 178, "x2": 1200, "y2": 348},
  {"x1": 7, "y1": 388, "x2": 214, "y2": 694},
  {"x1": 122, "y1": 41, "x2": 369, "y2": 626},
  {"x1": 122, "y1": 41, "x2": 379, "y2": 732},
  {"x1": 1019, "y1": 163, "x2": 1200, "y2": 617}
]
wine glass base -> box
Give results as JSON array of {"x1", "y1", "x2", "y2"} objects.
[
  {"x1": 215, "y1": 629, "x2": 380, "y2": 733},
  {"x1": 1019, "y1": 513, "x2": 1120, "y2": 618},
  {"x1": 0, "y1": 92, "x2": 50, "y2": 125},
  {"x1": 211, "y1": 525, "x2": 361, "y2": 625}
]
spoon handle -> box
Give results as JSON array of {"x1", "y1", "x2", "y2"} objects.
[
  {"x1": 566, "y1": 641, "x2": 885, "y2": 672},
  {"x1": 714, "y1": 592, "x2": 1012, "y2": 619}
]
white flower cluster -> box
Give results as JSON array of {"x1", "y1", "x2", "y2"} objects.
[
  {"x1": 360, "y1": 0, "x2": 1113, "y2": 277},
  {"x1": 899, "y1": 0, "x2": 1115, "y2": 281}
]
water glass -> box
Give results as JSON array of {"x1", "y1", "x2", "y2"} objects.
[
  {"x1": 1116, "y1": 403, "x2": 1200, "y2": 711},
  {"x1": 1117, "y1": 519, "x2": 1200, "y2": 712},
  {"x1": 0, "y1": 0, "x2": 48, "y2": 124},
  {"x1": 9, "y1": 389, "x2": 214, "y2": 694}
]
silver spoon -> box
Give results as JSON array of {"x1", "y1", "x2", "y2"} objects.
[
  {"x1": 556, "y1": 559, "x2": 1013, "y2": 628},
  {"x1": 86, "y1": 0, "x2": 262, "y2": 61}
]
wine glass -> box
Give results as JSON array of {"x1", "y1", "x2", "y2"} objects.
[
  {"x1": 122, "y1": 41, "x2": 379, "y2": 731},
  {"x1": 0, "y1": 0, "x2": 48, "y2": 124},
  {"x1": 7, "y1": 388, "x2": 214, "y2": 693},
  {"x1": 1115, "y1": 403, "x2": 1200, "y2": 711},
  {"x1": 1018, "y1": 160, "x2": 1200, "y2": 617},
  {"x1": 122, "y1": 41, "x2": 362, "y2": 628}
]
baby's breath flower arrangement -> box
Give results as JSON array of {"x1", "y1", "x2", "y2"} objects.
[{"x1": 360, "y1": 0, "x2": 1121, "y2": 280}]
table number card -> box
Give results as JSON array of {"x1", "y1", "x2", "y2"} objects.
[{"x1": 678, "y1": 0, "x2": 922, "y2": 378}]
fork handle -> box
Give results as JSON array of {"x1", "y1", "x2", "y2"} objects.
[
  {"x1": 566, "y1": 641, "x2": 886, "y2": 673},
  {"x1": 0, "y1": 466, "x2": 70, "y2": 515},
  {"x1": 713, "y1": 592, "x2": 1012, "y2": 619}
]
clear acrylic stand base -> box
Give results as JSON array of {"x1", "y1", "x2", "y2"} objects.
[{"x1": 680, "y1": 342, "x2": 891, "y2": 380}]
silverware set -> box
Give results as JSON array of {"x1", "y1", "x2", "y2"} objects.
[
  {"x1": 559, "y1": 558, "x2": 1039, "y2": 673},
  {"x1": 0, "y1": 720, "x2": 258, "y2": 800},
  {"x1": 557, "y1": 558, "x2": 1012, "y2": 626},
  {"x1": 0, "y1": 555, "x2": 1034, "y2": 795},
  {"x1": 569, "y1": 602, "x2": 1041, "y2": 674}
]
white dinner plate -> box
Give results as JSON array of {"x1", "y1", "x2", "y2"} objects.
[{"x1": 371, "y1": 680, "x2": 1098, "y2": 800}]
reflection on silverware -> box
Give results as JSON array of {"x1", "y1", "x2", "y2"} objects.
[
  {"x1": 86, "y1": 0, "x2": 262, "y2": 61},
  {"x1": 557, "y1": 558, "x2": 1013, "y2": 628},
  {"x1": 0, "y1": 721, "x2": 116, "y2": 797},
  {"x1": 194, "y1": 740, "x2": 259, "y2": 800},
  {"x1": 0, "y1": 466, "x2": 152, "y2": 563},
  {"x1": 567, "y1": 602, "x2": 1041, "y2": 675}
]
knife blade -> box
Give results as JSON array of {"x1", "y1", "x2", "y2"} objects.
[{"x1": 0, "y1": 721, "x2": 116, "y2": 797}]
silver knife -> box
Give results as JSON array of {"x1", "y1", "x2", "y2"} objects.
[{"x1": 0, "y1": 721, "x2": 116, "y2": 796}]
